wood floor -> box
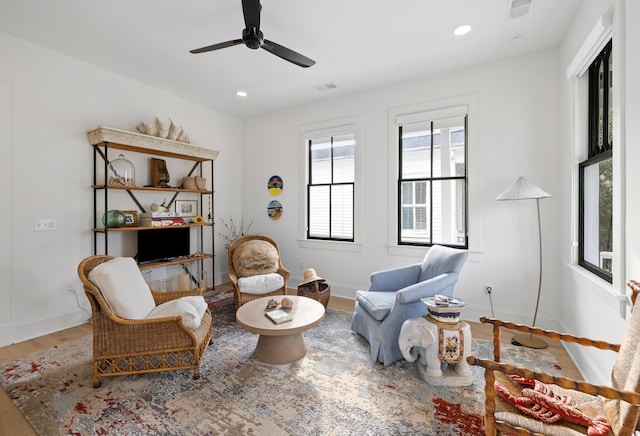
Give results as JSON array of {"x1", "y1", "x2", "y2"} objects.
[{"x1": 0, "y1": 293, "x2": 581, "y2": 435}]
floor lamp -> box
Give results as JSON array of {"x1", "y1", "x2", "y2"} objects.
[{"x1": 496, "y1": 176, "x2": 552, "y2": 349}]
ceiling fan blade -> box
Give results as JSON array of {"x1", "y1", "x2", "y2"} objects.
[
  {"x1": 242, "y1": 0, "x2": 261, "y2": 30},
  {"x1": 190, "y1": 39, "x2": 244, "y2": 54},
  {"x1": 262, "y1": 39, "x2": 315, "y2": 68}
]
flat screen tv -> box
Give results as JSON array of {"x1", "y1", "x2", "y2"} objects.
[{"x1": 137, "y1": 227, "x2": 190, "y2": 264}]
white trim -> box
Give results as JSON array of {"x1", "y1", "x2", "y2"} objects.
[
  {"x1": 386, "y1": 94, "x2": 480, "y2": 256},
  {"x1": 1, "y1": 309, "x2": 90, "y2": 347},
  {"x1": 297, "y1": 238, "x2": 363, "y2": 253},
  {"x1": 395, "y1": 104, "x2": 469, "y2": 125},
  {"x1": 566, "y1": 8, "x2": 613, "y2": 79},
  {"x1": 566, "y1": 1, "x2": 627, "y2": 314},
  {"x1": 0, "y1": 81, "x2": 12, "y2": 340},
  {"x1": 565, "y1": 262, "x2": 628, "y2": 318},
  {"x1": 386, "y1": 243, "x2": 483, "y2": 263},
  {"x1": 301, "y1": 122, "x2": 356, "y2": 140}
]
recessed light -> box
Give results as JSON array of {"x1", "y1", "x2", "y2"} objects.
[
  {"x1": 236, "y1": 91, "x2": 248, "y2": 97},
  {"x1": 454, "y1": 25, "x2": 472, "y2": 36}
]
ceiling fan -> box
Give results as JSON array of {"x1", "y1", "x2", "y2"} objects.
[{"x1": 190, "y1": 0, "x2": 315, "y2": 68}]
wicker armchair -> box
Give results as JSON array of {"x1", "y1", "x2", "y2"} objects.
[
  {"x1": 228, "y1": 234, "x2": 291, "y2": 308},
  {"x1": 78, "y1": 255, "x2": 213, "y2": 388},
  {"x1": 468, "y1": 280, "x2": 640, "y2": 435}
]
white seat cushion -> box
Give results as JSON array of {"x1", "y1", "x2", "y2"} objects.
[
  {"x1": 88, "y1": 257, "x2": 156, "y2": 319},
  {"x1": 146, "y1": 296, "x2": 207, "y2": 330},
  {"x1": 238, "y1": 273, "x2": 284, "y2": 295}
]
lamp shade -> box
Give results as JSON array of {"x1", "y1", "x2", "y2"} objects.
[{"x1": 496, "y1": 176, "x2": 551, "y2": 201}]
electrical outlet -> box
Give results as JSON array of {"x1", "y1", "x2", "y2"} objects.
[{"x1": 484, "y1": 284, "x2": 493, "y2": 294}]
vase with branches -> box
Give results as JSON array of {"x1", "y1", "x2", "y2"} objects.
[{"x1": 218, "y1": 214, "x2": 255, "y2": 249}]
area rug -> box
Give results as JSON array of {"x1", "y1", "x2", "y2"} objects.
[
  {"x1": 1, "y1": 307, "x2": 565, "y2": 435},
  {"x1": 204, "y1": 289, "x2": 235, "y2": 308}
]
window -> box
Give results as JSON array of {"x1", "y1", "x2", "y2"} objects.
[
  {"x1": 398, "y1": 114, "x2": 467, "y2": 247},
  {"x1": 579, "y1": 40, "x2": 613, "y2": 283},
  {"x1": 306, "y1": 130, "x2": 355, "y2": 241}
]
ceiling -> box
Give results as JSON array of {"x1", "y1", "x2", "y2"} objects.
[{"x1": 0, "y1": 0, "x2": 580, "y2": 118}]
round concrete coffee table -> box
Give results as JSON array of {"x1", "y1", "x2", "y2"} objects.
[{"x1": 236, "y1": 295, "x2": 325, "y2": 364}]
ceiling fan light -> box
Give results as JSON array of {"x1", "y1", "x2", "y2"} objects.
[{"x1": 454, "y1": 25, "x2": 472, "y2": 36}]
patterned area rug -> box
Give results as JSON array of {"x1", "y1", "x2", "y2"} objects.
[
  {"x1": 204, "y1": 289, "x2": 235, "y2": 308},
  {"x1": 1, "y1": 306, "x2": 565, "y2": 435}
]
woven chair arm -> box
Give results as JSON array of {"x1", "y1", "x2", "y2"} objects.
[
  {"x1": 467, "y1": 356, "x2": 640, "y2": 405},
  {"x1": 97, "y1": 309, "x2": 195, "y2": 333},
  {"x1": 228, "y1": 269, "x2": 239, "y2": 285},
  {"x1": 277, "y1": 265, "x2": 291, "y2": 281},
  {"x1": 151, "y1": 288, "x2": 203, "y2": 305},
  {"x1": 94, "y1": 312, "x2": 198, "y2": 355},
  {"x1": 479, "y1": 317, "x2": 620, "y2": 362}
]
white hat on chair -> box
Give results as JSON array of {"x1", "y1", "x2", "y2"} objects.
[{"x1": 299, "y1": 268, "x2": 325, "y2": 285}]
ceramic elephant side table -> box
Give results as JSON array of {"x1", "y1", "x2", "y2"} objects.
[{"x1": 399, "y1": 296, "x2": 473, "y2": 387}]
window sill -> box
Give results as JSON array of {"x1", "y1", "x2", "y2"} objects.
[
  {"x1": 297, "y1": 239, "x2": 363, "y2": 253},
  {"x1": 565, "y1": 262, "x2": 628, "y2": 317},
  {"x1": 386, "y1": 244, "x2": 482, "y2": 262}
]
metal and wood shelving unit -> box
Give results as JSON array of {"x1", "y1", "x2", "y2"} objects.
[{"x1": 87, "y1": 126, "x2": 219, "y2": 285}]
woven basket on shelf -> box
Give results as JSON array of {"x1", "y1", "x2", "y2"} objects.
[
  {"x1": 183, "y1": 177, "x2": 197, "y2": 190},
  {"x1": 195, "y1": 177, "x2": 207, "y2": 190}
]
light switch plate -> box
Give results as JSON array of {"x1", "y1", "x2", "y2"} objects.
[{"x1": 35, "y1": 218, "x2": 56, "y2": 231}]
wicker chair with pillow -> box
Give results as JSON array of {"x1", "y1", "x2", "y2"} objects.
[
  {"x1": 468, "y1": 280, "x2": 640, "y2": 436},
  {"x1": 228, "y1": 234, "x2": 291, "y2": 309},
  {"x1": 78, "y1": 255, "x2": 213, "y2": 388}
]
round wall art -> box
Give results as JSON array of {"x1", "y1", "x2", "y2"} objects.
[
  {"x1": 267, "y1": 200, "x2": 283, "y2": 220},
  {"x1": 268, "y1": 175, "x2": 283, "y2": 195}
]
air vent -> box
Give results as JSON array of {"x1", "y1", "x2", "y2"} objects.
[
  {"x1": 508, "y1": 0, "x2": 532, "y2": 19},
  {"x1": 315, "y1": 82, "x2": 338, "y2": 92}
]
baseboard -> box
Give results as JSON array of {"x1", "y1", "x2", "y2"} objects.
[
  {"x1": 5, "y1": 308, "x2": 91, "y2": 346},
  {"x1": 0, "y1": 323, "x2": 13, "y2": 348},
  {"x1": 327, "y1": 295, "x2": 355, "y2": 312},
  {"x1": 462, "y1": 305, "x2": 562, "y2": 332}
]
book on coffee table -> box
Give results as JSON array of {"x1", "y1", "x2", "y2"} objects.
[{"x1": 265, "y1": 309, "x2": 292, "y2": 324}]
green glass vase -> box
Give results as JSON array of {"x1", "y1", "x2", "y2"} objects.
[{"x1": 102, "y1": 210, "x2": 126, "y2": 228}]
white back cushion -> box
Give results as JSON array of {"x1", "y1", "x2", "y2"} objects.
[{"x1": 88, "y1": 257, "x2": 156, "y2": 319}]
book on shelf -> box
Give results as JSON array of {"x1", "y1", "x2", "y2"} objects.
[
  {"x1": 140, "y1": 212, "x2": 185, "y2": 227},
  {"x1": 265, "y1": 309, "x2": 292, "y2": 324}
]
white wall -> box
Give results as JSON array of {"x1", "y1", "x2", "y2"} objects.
[
  {"x1": 242, "y1": 48, "x2": 564, "y2": 330},
  {"x1": 0, "y1": 32, "x2": 243, "y2": 346}
]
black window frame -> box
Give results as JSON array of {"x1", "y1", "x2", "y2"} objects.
[
  {"x1": 306, "y1": 134, "x2": 355, "y2": 242},
  {"x1": 578, "y1": 39, "x2": 613, "y2": 283},
  {"x1": 397, "y1": 115, "x2": 468, "y2": 249}
]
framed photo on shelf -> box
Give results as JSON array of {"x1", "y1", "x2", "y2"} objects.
[
  {"x1": 122, "y1": 210, "x2": 139, "y2": 227},
  {"x1": 175, "y1": 200, "x2": 198, "y2": 221}
]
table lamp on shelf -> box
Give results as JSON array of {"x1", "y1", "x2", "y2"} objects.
[{"x1": 496, "y1": 176, "x2": 552, "y2": 349}]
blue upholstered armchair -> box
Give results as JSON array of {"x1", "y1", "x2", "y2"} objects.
[{"x1": 350, "y1": 245, "x2": 468, "y2": 366}]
